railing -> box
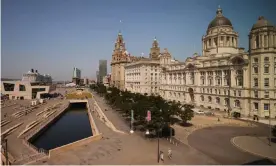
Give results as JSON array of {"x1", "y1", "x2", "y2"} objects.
[{"x1": 16, "y1": 102, "x2": 69, "y2": 165}]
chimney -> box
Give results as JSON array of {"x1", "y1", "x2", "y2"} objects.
[
  {"x1": 35, "y1": 70, "x2": 38, "y2": 73},
  {"x1": 31, "y1": 69, "x2": 34, "y2": 73}
]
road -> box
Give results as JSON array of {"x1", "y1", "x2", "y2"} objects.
[{"x1": 188, "y1": 124, "x2": 276, "y2": 165}]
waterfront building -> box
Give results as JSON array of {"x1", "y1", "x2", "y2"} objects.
[
  {"x1": 124, "y1": 38, "x2": 162, "y2": 95},
  {"x1": 1, "y1": 69, "x2": 55, "y2": 99},
  {"x1": 110, "y1": 32, "x2": 142, "y2": 90},
  {"x1": 103, "y1": 74, "x2": 111, "y2": 87},
  {"x1": 159, "y1": 7, "x2": 276, "y2": 118},
  {"x1": 112, "y1": 7, "x2": 276, "y2": 118},
  {"x1": 99, "y1": 60, "x2": 107, "y2": 84}
]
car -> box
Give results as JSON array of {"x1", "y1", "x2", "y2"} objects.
[
  {"x1": 197, "y1": 110, "x2": 205, "y2": 115},
  {"x1": 205, "y1": 111, "x2": 215, "y2": 116},
  {"x1": 193, "y1": 109, "x2": 205, "y2": 115}
]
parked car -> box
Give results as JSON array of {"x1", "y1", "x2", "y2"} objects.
[
  {"x1": 193, "y1": 109, "x2": 205, "y2": 115},
  {"x1": 205, "y1": 111, "x2": 215, "y2": 116}
]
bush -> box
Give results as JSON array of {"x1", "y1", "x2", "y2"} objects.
[{"x1": 232, "y1": 112, "x2": 241, "y2": 118}]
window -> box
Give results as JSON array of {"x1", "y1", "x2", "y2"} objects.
[
  {"x1": 237, "y1": 77, "x2": 243, "y2": 86},
  {"x1": 208, "y1": 96, "x2": 212, "y2": 102},
  {"x1": 216, "y1": 97, "x2": 220, "y2": 104},
  {"x1": 217, "y1": 79, "x2": 221, "y2": 85},
  {"x1": 275, "y1": 78, "x2": 276, "y2": 87},
  {"x1": 264, "y1": 104, "x2": 269, "y2": 110},
  {"x1": 234, "y1": 100, "x2": 241, "y2": 107},
  {"x1": 264, "y1": 57, "x2": 269, "y2": 62},
  {"x1": 19, "y1": 85, "x2": 26, "y2": 91},
  {"x1": 238, "y1": 91, "x2": 241, "y2": 97},
  {"x1": 224, "y1": 98, "x2": 229, "y2": 105},
  {"x1": 274, "y1": 66, "x2": 276, "y2": 74},
  {"x1": 254, "y1": 67, "x2": 258, "y2": 74},
  {"x1": 215, "y1": 89, "x2": 217, "y2": 94},
  {"x1": 3, "y1": 83, "x2": 15, "y2": 91},
  {"x1": 201, "y1": 95, "x2": 204, "y2": 101},
  {"x1": 219, "y1": 90, "x2": 221, "y2": 94},
  {"x1": 254, "y1": 78, "x2": 258, "y2": 87},
  {"x1": 264, "y1": 91, "x2": 269, "y2": 98},
  {"x1": 254, "y1": 103, "x2": 258, "y2": 110},
  {"x1": 264, "y1": 66, "x2": 269, "y2": 73},
  {"x1": 264, "y1": 78, "x2": 269, "y2": 87},
  {"x1": 254, "y1": 91, "x2": 258, "y2": 98},
  {"x1": 254, "y1": 58, "x2": 258, "y2": 63},
  {"x1": 224, "y1": 90, "x2": 226, "y2": 95}
]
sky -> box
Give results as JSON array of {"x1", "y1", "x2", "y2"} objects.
[{"x1": 1, "y1": 0, "x2": 276, "y2": 81}]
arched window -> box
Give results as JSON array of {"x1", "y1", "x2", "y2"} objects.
[
  {"x1": 208, "y1": 96, "x2": 212, "y2": 102},
  {"x1": 216, "y1": 97, "x2": 220, "y2": 104},
  {"x1": 201, "y1": 95, "x2": 204, "y2": 101},
  {"x1": 224, "y1": 98, "x2": 229, "y2": 105}
]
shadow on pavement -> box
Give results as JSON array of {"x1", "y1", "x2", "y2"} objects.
[
  {"x1": 267, "y1": 137, "x2": 276, "y2": 143},
  {"x1": 243, "y1": 158, "x2": 276, "y2": 165},
  {"x1": 178, "y1": 122, "x2": 193, "y2": 127}
]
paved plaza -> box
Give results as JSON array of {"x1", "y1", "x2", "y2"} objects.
[{"x1": 2, "y1": 89, "x2": 276, "y2": 165}]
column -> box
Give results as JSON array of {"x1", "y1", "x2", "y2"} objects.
[
  {"x1": 262, "y1": 34, "x2": 265, "y2": 48},
  {"x1": 224, "y1": 35, "x2": 227, "y2": 46},
  {"x1": 222, "y1": 70, "x2": 225, "y2": 86},
  {"x1": 243, "y1": 68, "x2": 248, "y2": 88},
  {"x1": 213, "y1": 71, "x2": 216, "y2": 86},
  {"x1": 230, "y1": 69, "x2": 235, "y2": 87}
]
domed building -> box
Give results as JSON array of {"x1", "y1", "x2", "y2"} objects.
[{"x1": 158, "y1": 7, "x2": 276, "y2": 118}]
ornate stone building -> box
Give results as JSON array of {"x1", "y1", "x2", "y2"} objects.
[
  {"x1": 110, "y1": 32, "x2": 144, "y2": 90},
  {"x1": 111, "y1": 7, "x2": 276, "y2": 118},
  {"x1": 159, "y1": 7, "x2": 276, "y2": 118},
  {"x1": 125, "y1": 38, "x2": 161, "y2": 95}
]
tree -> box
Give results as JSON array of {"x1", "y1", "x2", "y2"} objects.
[{"x1": 178, "y1": 104, "x2": 194, "y2": 125}]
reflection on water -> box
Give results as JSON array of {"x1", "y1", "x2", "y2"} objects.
[{"x1": 31, "y1": 103, "x2": 92, "y2": 150}]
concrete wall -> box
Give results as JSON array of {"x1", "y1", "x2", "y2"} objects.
[
  {"x1": 1, "y1": 81, "x2": 52, "y2": 100},
  {"x1": 49, "y1": 134, "x2": 102, "y2": 156}
]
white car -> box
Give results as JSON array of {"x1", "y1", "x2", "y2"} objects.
[{"x1": 193, "y1": 109, "x2": 205, "y2": 115}]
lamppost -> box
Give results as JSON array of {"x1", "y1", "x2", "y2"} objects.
[
  {"x1": 130, "y1": 109, "x2": 134, "y2": 134},
  {"x1": 157, "y1": 109, "x2": 162, "y2": 163}
]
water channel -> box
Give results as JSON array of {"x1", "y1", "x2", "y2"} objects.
[{"x1": 31, "y1": 102, "x2": 93, "y2": 150}]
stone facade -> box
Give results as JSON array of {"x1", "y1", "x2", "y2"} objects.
[{"x1": 111, "y1": 7, "x2": 276, "y2": 118}]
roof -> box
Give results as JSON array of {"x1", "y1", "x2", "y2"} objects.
[
  {"x1": 208, "y1": 7, "x2": 232, "y2": 30},
  {"x1": 251, "y1": 16, "x2": 274, "y2": 30}
]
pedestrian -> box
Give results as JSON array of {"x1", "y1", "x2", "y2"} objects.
[
  {"x1": 160, "y1": 151, "x2": 164, "y2": 163},
  {"x1": 168, "y1": 148, "x2": 172, "y2": 159}
]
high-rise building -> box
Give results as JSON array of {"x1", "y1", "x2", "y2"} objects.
[
  {"x1": 96, "y1": 71, "x2": 100, "y2": 83},
  {"x1": 72, "y1": 67, "x2": 81, "y2": 85},
  {"x1": 99, "y1": 60, "x2": 107, "y2": 83}
]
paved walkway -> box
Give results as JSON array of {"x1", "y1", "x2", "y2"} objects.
[
  {"x1": 232, "y1": 136, "x2": 276, "y2": 160},
  {"x1": 241, "y1": 117, "x2": 276, "y2": 126}
]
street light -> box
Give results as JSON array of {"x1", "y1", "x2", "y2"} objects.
[
  {"x1": 130, "y1": 109, "x2": 134, "y2": 134},
  {"x1": 157, "y1": 109, "x2": 162, "y2": 163}
]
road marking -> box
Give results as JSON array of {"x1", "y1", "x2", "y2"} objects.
[{"x1": 231, "y1": 137, "x2": 276, "y2": 160}]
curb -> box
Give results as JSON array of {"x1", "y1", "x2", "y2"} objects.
[{"x1": 231, "y1": 137, "x2": 276, "y2": 161}]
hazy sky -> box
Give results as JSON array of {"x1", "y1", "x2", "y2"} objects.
[{"x1": 2, "y1": 0, "x2": 276, "y2": 81}]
